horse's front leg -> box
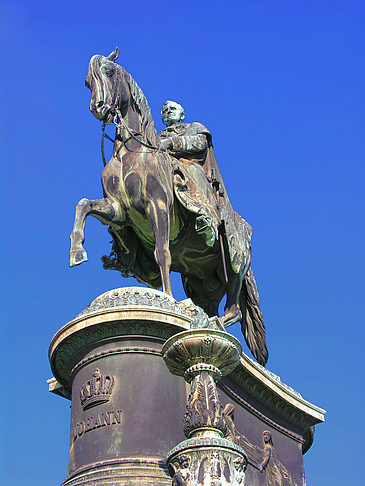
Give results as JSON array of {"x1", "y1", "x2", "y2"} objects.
[
  {"x1": 69, "y1": 197, "x2": 120, "y2": 267},
  {"x1": 146, "y1": 200, "x2": 172, "y2": 296}
]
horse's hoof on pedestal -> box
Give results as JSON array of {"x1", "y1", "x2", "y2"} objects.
[{"x1": 70, "y1": 249, "x2": 88, "y2": 267}]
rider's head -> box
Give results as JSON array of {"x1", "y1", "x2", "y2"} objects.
[{"x1": 161, "y1": 100, "x2": 185, "y2": 126}]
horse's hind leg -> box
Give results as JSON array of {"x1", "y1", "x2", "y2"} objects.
[
  {"x1": 146, "y1": 201, "x2": 172, "y2": 296},
  {"x1": 70, "y1": 197, "x2": 120, "y2": 267}
]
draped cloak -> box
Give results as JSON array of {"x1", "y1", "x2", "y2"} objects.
[{"x1": 159, "y1": 122, "x2": 252, "y2": 274}]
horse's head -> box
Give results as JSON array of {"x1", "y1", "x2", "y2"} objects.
[{"x1": 86, "y1": 47, "x2": 129, "y2": 124}]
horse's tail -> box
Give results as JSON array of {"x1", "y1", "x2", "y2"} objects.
[{"x1": 239, "y1": 269, "x2": 268, "y2": 366}]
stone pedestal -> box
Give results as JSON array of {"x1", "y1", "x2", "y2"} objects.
[{"x1": 49, "y1": 287, "x2": 325, "y2": 486}]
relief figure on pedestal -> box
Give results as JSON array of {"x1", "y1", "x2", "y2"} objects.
[
  {"x1": 171, "y1": 455, "x2": 192, "y2": 486},
  {"x1": 69, "y1": 47, "x2": 268, "y2": 366},
  {"x1": 233, "y1": 457, "x2": 246, "y2": 485},
  {"x1": 197, "y1": 450, "x2": 245, "y2": 486},
  {"x1": 259, "y1": 430, "x2": 298, "y2": 486},
  {"x1": 205, "y1": 450, "x2": 223, "y2": 485},
  {"x1": 170, "y1": 450, "x2": 246, "y2": 486},
  {"x1": 224, "y1": 404, "x2": 298, "y2": 486}
]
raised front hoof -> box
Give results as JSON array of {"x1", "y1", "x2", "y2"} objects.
[
  {"x1": 221, "y1": 305, "x2": 242, "y2": 328},
  {"x1": 70, "y1": 249, "x2": 88, "y2": 267}
]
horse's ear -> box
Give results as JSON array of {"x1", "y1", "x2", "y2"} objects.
[{"x1": 107, "y1": 47, "x2": 119, "y2": 62}]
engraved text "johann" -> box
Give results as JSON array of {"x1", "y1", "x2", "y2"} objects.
[{"x1": 73, "y1": 409, "x2": 122, "y2": 441}]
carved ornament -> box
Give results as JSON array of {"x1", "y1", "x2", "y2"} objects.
[
  {"x1": 77, "y1": 287, "x2": 207, "y2": 321},
  {"x1": 184, "y1": 372, "x2": 227, "y2": 438},
  {"x1": 162, "y1": 329, "x2": 241, "y2": 379},
  {"x1": 167, "y1": 437, "x2": 247, "y2": 486},
  {"x1": 79, "y1": 368, "x2": 114, "y2": 410}
]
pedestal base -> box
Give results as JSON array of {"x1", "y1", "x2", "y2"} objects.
[
  {"x1": 62, "y1": 458, "x2": 170, "y2": 486},
  {"x1": 49, "y1": 287, "x2": 325, "y2": 485}
]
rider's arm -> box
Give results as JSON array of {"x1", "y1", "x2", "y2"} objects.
[{"x1": 169, "y1": 134, "x2": 207, "y2": 153}]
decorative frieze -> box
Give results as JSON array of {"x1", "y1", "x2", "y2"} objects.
[
  {"x1": 168, "y1": 440, "x2": 247, "y2": 486},
  {"x1": 76, "y1": 287, "x2": 205, "y2": 321}
]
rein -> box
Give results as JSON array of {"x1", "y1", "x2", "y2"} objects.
[
  {"x1": 114, "y1": 108, "x2": 160, "y2": 150},
  {"x1": 101, "y1": 107, "x2": 160, "y2": 166},
  {"x1": 101, "y1": 123, "x2": 115, "y2": 166}
]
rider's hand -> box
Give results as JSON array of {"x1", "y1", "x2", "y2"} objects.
[{"x1": 159, "y1": 138, "x2": 172, "y2": 150}]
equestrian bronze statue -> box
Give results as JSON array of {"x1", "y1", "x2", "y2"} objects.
[{"x1": 69, "y1": 47, "x2": 268, "y2": 366}]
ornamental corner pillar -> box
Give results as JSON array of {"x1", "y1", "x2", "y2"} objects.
[{"x1": 162, "y1": 328, "x2": 248, "y2": 485}]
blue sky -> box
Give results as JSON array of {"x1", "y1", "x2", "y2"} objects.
[{"x1": 1, "y1": 1, "x2": 364, "y2": 485}]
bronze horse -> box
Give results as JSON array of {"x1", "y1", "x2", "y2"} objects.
[{"x1": 70, "y1": 48, "x2": 268, "y2": 366}]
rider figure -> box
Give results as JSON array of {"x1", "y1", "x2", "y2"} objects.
[
  {"x1": 159, "y1": 100, "x2": 222, "y2": 247},
  {"x1": 159, "y1": 100, "x2": 252, "y2": 275}
]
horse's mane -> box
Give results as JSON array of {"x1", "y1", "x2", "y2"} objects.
[
  {"x1": 123, "y1": 70, "x2": 158, "y2": 147},
  {"x1": 89, "y1": 55, "x2": 158, "y2": 147}
]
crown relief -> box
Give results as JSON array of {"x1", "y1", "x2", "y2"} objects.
[{"x1": 79, "y1": 369, "x2": 115, "y2": 410}]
